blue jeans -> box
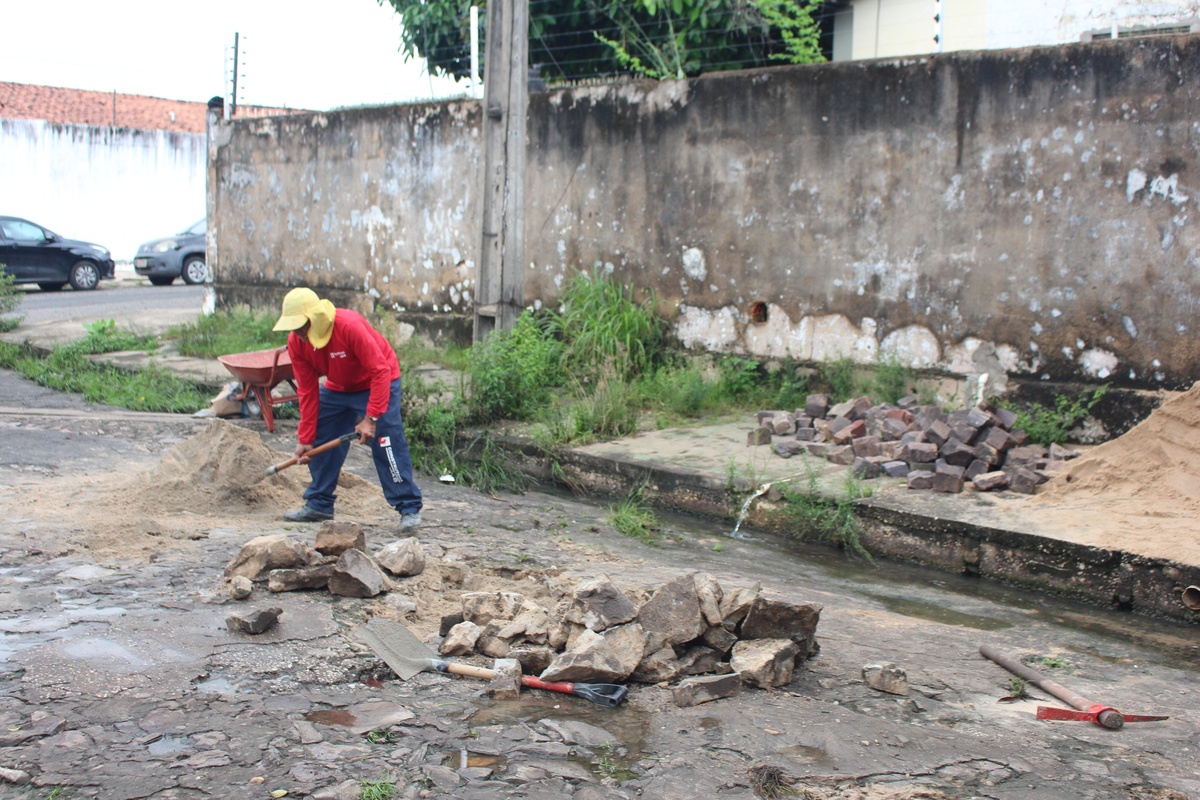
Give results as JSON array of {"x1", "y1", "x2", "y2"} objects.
[{"x1": 301, "y1": 377, "x2": 423, "y2": 517}]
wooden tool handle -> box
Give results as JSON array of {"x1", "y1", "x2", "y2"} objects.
[
  {"x1": 264, "y1": 432, "x2": 357, "y2": 476},
  {"x1": 980, "y1": 644, "x2": 1096, "y2": 712},
  {"x1": 446, "y1": 662, "x2": 496, "y2": 680}
]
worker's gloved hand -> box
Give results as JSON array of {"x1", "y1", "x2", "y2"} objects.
[
  {"x1": 355, "y1": 417, "x2": 377, "y2": 444},
  {"x1": 294, "y1": 443, "x2": 314, "y2": 464}
]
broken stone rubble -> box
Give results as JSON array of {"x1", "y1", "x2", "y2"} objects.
[
  {"x1": 222, "y1": 526, "x2": 824, "y2": 704},
  {"x1": 758, "y1": 393, "x2": 1082, "y2": 494},
  {"x1": 445, "y1": 573, "x2": 822, "y2": 696}
]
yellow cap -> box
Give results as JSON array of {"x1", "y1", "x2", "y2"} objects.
[
  {"x1": 273, "y1": 287, "x2": 320, "y2": 331},
  {"x1": 273, "y1": 287, "x2": 337, "y2": 348}
]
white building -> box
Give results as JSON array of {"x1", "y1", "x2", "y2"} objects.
[{"x1": 827, "y1": 0, "x2": 1200, "y2": 61}]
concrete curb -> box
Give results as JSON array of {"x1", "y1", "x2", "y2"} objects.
[{"x1": 473, "y1": 432, "x2": 1200, "y2": 625}]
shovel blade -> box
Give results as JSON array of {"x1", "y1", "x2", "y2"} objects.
[{"x1": 357, "y1": 618, "x2": 439, "y2": 681}]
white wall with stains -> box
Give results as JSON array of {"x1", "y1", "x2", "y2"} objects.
[{"x1": 0, "y1": 118, "x2": 204, "y2": 262}]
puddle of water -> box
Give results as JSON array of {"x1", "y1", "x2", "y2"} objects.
[
  {"x1": 777, "y1": 743, "x2": 835, "y2": 767},
  {"x1": 470, "y1": 695, "x2": 653, "y2": 778},
  {"x1": 305, "y1": 709, "x2": 358, "y2": 727},
  {"x1": 194, "y1": 676, "x2": 240, "y2": 694},
  {"x1": 63, "y1": 636, "x2": 148, "y2": 665},
  {"x1": 441, "y1": 749, "x2": 506, "y2": 770},
  {"x1": 861, "y1": 592, "x2": 1014, "y2": 631},
  {"x1": 147, "y1": 735, "x2": 191, "y2": 755}
]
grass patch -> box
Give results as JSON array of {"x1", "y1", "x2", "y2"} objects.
[
  {"x1": 1011, "y1": 385, "x2": 1107, "y2": 445},
  {"x1": 0, "y1": 263, "x2": 21, "y2": 332},
  {"x1": 546, "y1": 264, "x2": 666, "y2": 381},
  {"x1": 0, "y1": 321, "x2": 209, "y2": 413},
  {"x1": 776, "y1": 458, "x2": 871, "y2": 560},
  {"x1": 607, "y1": 485, "x2": 662, "y2": 544},
  {"x1": 358, "y1": 774, "x2": 397, "y2": 800},
  {"x1": 166, "y1": 306, "x2": 287, "y2": 359}
]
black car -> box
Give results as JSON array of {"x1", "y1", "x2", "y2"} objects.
[
  {"x1": 0, "y1": 216, "x2": 115, "y2": 291},
  {"x1": 134, "y1": 219, "x2": 207, "y2": 286}
]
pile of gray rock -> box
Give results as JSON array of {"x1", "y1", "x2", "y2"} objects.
[
  {"x1": 223, "y1": 526, "x2": 822, "y2": 706},
  {"x1": 438, "y1": 573, "x2": 821, "y2": 706},
  {"x1": 756, "y1": 394, "x2": 1080, "y2": 494}
]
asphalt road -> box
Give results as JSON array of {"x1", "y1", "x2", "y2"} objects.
[{"x1": 13, "y1": 281, "x2": 204, "y2": 326}]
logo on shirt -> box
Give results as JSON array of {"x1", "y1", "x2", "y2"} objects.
[
  {"x1": 330, "y1": 350, "x2": 348, "y2": 359},
  {"x1": 378, "y1": 436, "x2": 391, "y2": 447}
]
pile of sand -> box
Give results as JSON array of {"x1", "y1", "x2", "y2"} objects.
[
  {"x1": 7, "y1": 421, "x2": 393, "y2": 559},
  {"x1": 1039, "y1": 382, "x2": 1200, "y2": 510},
  {"x1": 1025, "y1": 382, "x2": 1200, "y2": 563}
]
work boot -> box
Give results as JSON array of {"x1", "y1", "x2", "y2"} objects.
[
  {"x1": 399, "y1": 512, "x2": 422, "y2": 533},
  {"x1": 283, "y1": 505, "x2": 333, "y2": 523}
]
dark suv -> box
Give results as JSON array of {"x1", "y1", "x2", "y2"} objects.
[
  {"x1": 134, "y1": 219, "x2": 207, "y2": 286},
  {"x1": 0, "y1": 216, "x2": 115, "y2": 291}
]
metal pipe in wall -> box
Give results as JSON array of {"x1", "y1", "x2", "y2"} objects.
[{"x1": 1182, "y1": 585, "x2": 1200, "y2": 611}]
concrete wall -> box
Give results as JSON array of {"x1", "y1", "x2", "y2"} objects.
[
  {"x1": 0, "y1": 119, "x2": 205, "y2": 261},
  {"x1": 210, "y1": 36, "x2": 1200, "y2": 389}
]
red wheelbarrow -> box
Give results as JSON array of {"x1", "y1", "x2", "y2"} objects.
[{"x1": 216, "y1": 346, "x2": 298, "y2": 432}]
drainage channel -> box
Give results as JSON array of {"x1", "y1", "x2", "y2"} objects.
[{"x1": 642, "y1": 505, "x2": 1200, "y2": 668}]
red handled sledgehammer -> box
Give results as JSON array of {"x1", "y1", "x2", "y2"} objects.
[{"x1": 980, "y1": 644, "x2": 1168, "y2": 729}]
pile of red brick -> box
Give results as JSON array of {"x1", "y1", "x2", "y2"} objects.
[{"x1": 754, "y1": 394, "x2": 1080, "y2": 494}]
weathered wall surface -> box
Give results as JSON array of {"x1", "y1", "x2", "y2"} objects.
[
  {"x1": 0, "y1": 119, "x2": 205, "y2": 261},
  {"x1": 211, "y1": 36, "x2": 1199, "y2": 388},
  {"x1": 209, "y1": 103, "x2": 480, "y2": 324}
]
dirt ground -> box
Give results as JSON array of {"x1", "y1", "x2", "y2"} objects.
[{"x1": 2, "y1": 375, "x2": 1200, "y2": 798}]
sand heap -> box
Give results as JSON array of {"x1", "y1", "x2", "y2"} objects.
[
  {"x1": 8, "y1": 421, "x2": 391, "y2": 559},
  {"x1": 1038, "y1": 381, "x2": 1200, "y2": 512}
]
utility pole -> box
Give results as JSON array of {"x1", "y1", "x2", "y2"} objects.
[{"x1": 473, "y1": 0, "x2": 528, "y2": 341}]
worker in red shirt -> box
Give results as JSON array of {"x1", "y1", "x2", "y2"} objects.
[{"x1": 271, "y1": 287, "x2": 423, "y2": 532}]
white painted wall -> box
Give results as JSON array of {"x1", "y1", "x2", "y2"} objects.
[
  {"x1": 0, "y1": 119, "x2": 205, "y2": 262},
  {"x1": 847, "y1": 0, "x2": 1200, "y2": 59}
]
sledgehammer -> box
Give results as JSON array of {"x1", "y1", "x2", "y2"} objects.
[{"x1": 262, "y1": 432, "x2": 357, "y2": 478}]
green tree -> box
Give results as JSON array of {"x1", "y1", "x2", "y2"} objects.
[{"x1": 379, "y1": 0, "x2": 825, "y2": 83}]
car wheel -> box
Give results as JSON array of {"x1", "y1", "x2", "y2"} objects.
[
  {"x1": 68, "y1": 260, "x2": 100, "y2": 291},
  {"x1": 181, "y1": 256, "x2": 207, "y2": 285},
  {"x1": 37, "y1": 282, "x2": 66, "y2": 291},
  {"x1": 148, "y1": 276, "x2": 175, "y2": 286}
]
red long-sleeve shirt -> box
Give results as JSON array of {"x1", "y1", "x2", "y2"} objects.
[{"x1": 287, "y1": 309, "x2": 401, "y2": 445}]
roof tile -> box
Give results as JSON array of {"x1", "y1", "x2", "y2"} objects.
[{"x1": 0, "y1": 81, "x2": 307, "y2": 134}]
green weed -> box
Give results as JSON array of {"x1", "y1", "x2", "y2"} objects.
[
  {"x1": 0, "y1": 263, "x2": 24, "y2": 329},
  {"x1": 777, "y1": 460, "x2": 871, "y2": 560},
  {"x1": 608, "y1": 486, "x2": 662, "y2": 544},
  {"x1": 817, "y1": 355, "x2": 859, "y2": 402},
  {"x1": 546, "y1": 265, "x2": 665, "y2": 381},
  {"x1": 166, "y1": 305, "x2": 286, "y2": 359},
  {"x1": 1040, "y1": 656, "x2": 1067, "y2": 670},
  {"x1": 358, "y1": 774, "x2": 397, "y2": 800},
  {"x1": 365, "y1": 729, "x2": 402, "y2": 744},
  {"x1": 1012, "y1": 386, "x2": 1107, "y2": 445},
  {"x1": 717, "y1": 356, "x2": 760, "y2": 401},
  {"x1": 869, "y1": 353, "x2": 916, "y2": 405},
  {"x1": 647, "y1": 361, "x2": 717, "y2": 419},
  {"x1": 467, "y1": 311, "x2": 563, "y2": 422},
  {"x1": 1007, "y1": 678, "x2": 1030, "y2": 699}
]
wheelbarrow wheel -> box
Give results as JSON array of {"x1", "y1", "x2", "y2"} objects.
[{"x1": 242, "y1": 395, "x2": 262, "y2": 420}]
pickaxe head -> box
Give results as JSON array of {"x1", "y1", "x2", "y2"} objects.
[{"x1": 1037, "y1": 703, "x2": 1169, "y2": 730}]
